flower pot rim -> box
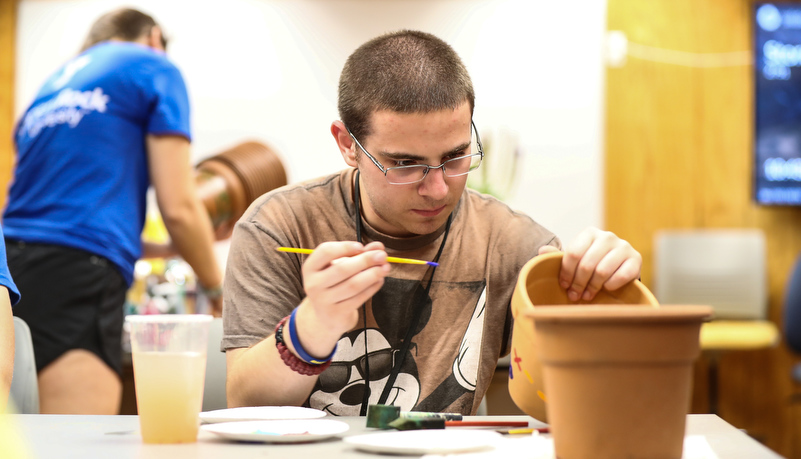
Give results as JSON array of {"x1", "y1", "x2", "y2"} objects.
[{"x1": 525, "y1": 304, "x2": 713, "y2": 323}]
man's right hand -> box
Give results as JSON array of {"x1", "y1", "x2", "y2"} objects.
[{"x1": 289, "y1": 241, "x2": 390, "y2": 360}]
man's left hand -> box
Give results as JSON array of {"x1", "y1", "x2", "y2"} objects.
[{"x1": 538, "y1": 227, "x2": 642, "y2": 302}]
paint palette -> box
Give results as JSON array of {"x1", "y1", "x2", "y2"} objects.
[{"x1": 201, "y1": 419, "x2": 349, "y2": 443}]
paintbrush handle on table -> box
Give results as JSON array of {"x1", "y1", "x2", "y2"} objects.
[{"x1": 445, "y1": 421, "x2": 531, "y2": 428}]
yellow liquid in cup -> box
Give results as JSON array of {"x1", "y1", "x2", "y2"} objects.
[{"x1": 132, "y1": 351, "x2": 206, "y2": 444}]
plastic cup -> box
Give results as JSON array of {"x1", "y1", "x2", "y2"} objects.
[{"x1": 126, "y1": 314, "x2": 213, "y2": 444}]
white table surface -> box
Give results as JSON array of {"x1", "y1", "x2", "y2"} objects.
[{"x1": 8, "y1": 413, "x2": 783, "y2": 459}]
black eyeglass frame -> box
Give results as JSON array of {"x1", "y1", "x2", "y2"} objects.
[{"x1": 346, "y1": 120, "x2": 484, "y2": 185}]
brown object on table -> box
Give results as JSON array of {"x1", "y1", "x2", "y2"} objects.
[
  {"x1": 508, "y1": 251, "x2": 659, "y2": 422},
  {"x1": 531, "y1": 304, "x2": 711, "y2": 459},
  {"x1": 195, "y1": 141, "x2": 287, "y2": 240},
  {"x1": 510, "y1": 251, "x2": 713, "y2": 459}
]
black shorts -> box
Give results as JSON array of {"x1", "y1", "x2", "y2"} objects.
[{"x1": 6, "y1": 239, "x2": 128, "y2": 376}]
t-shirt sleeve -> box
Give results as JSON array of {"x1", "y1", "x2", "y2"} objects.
[
  {"x1": 221, "y1": 196, "x2": 306, "y2": 351},
  {"x1": 146, "y1": 61, "x2": 191, "y2": 141},
  {"x1": 495, "y1": 212, "x2": 561, "y2": 358}
]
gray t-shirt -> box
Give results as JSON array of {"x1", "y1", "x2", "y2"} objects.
[{"x1": 222, "y1": 168, "x2": 559, "y2": 415}]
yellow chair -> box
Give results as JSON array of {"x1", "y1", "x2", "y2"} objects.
[
  {"x1": 700, "y1": 320, "x2": 779, "y2": 350},
  {"x1": 654, "y1": 229, "x2": 779, "y2": 413}
]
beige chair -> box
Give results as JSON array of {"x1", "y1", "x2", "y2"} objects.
[
  {"x1": 10, "y1": 316, "x2": 39, "y2": 414},
  {"x1": 655, "y1": 229, "x2": 768, "y2": 319},
  {"x1": 654, "y1": 229, "x2": 779, "y2": 413},
  {"x1": 202, "y1": 317, "x2": 226, "y2": 411}
]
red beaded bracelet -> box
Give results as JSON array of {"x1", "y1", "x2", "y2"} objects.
[{"x1": 274, "y1": 315, "x2": 332, "y2": 376}]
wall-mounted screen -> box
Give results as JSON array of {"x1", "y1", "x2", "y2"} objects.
[{"x1": 755, "y1": 3, "x2": 801, "y2": 205}]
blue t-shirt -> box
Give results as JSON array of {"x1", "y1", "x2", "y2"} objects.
[{"x1": 3, "y1": 42, "x2": 191, "y2": 286}]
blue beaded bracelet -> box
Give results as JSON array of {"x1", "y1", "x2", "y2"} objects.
[{"x1": 288, "y1": 307, "x2": 337, "y2": 365}]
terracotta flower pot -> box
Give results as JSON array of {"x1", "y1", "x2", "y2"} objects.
[
  {"x1": 509, "y1": 252, "x2": 659, "y2": 421},
  {"x1": 532, "y1": 305, "x2": 711, "y2": 459},
  {"x1": 509, "y1": 252, "x2": 712, "y2": 458}
]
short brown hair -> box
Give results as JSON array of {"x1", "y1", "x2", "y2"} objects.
[
  {"x1": 80, "y1": 8, "x2": 166, "y2": 52},
  {"x1": 338, "y1": 30, "x2": 475, "y2": 140}
]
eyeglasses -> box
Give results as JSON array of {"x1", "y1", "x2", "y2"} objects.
[{"x1": 347, "y1": 121, "x2": 484, "y2": 185}]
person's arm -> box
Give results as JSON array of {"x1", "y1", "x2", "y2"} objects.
[
  {"x1": 147, "y1": 134, "x2": 224, "y2": 315},
  {"x1": 0, "y1": 287, "x2": 13, "y2": 412},
  {"x1": 226, "y1": 241, "x2": 390, "y2": 407},
  {"x1": 141, "y1": 241, "x2": 178, "y2": 259},
  {"x1": 539, "y1": 227, "x2": 643, "y2": 301}
]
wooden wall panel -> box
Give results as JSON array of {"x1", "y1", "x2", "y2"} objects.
[
  {"x1": 606, "y1": 0, "x2": 801, "y2": 457},
  {"x1": 0, "y1": 0, "x2": 16, "y2": 208}
]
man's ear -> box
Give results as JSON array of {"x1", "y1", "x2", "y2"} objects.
[
  {"x1": 148, "y1": 26, "x2": 165, "y2": 51},
  {"x1": 331, "y1": 121, "x2": 359, "y2": 168}
]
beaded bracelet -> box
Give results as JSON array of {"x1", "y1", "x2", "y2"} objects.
[
  {"x1": 288, "y1": 307, "x2": 338, "y2": 364},
  {"x1": 274, "y1": 315, "x2": 333, "y2": 376}
]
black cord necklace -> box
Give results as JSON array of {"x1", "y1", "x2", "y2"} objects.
[{"x1": 353, "y1": 170, "x2": 451, "y2": 415}]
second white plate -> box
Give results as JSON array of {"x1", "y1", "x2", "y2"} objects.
[
  {"x1": 202, "y1": 419, "x2": 349, "y2": 443},
  {"x1": 199, "y1": 406, "x2": 326, "y2": 424},
  {"x1": 344, "y1": 429, "x2": 501, "y2": 455}
]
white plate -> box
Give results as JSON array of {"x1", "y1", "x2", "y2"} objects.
[
  {"x1": 202, "y1": 419, "x2": 349, "y2": 443},
  {"x1": 344, "y1": 430, "x2": 501, "y2": 455},
  {"x1": 199, "y1": 406, "x2": 326, "y2": 423}
]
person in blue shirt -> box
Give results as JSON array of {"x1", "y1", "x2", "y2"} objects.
[{"x1": 4, "y1": 8, "x2": 223, "y2": 414}]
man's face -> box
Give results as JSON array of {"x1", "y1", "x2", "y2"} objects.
[{"x1": 354, "y1": 102, "x2": 473, "y2": 237}]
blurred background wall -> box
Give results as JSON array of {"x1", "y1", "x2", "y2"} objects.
[{"x1": 8, "y1": 0, "x2": 608, "y2": 245}]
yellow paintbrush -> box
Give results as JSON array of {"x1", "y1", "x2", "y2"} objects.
[{"x1": 276, "y1": 247, "x2": 439, "y2": 267}]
